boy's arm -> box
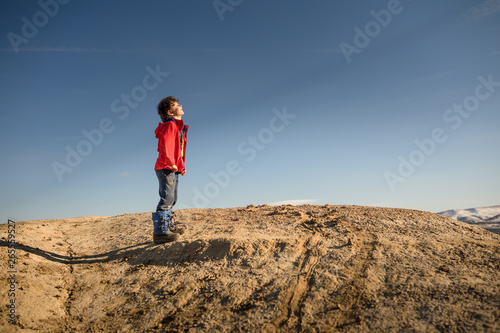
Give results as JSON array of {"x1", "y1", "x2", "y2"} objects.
[{"x1": 163, "y1": 124, "x2": 177, "y2": 170}]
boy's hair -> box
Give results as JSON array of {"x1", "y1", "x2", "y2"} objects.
[{"x1": 157, "y1": 96, "x2": 179, "y2": 122}]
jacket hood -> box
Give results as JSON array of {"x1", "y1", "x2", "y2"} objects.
[{"x1": 155, "y1": 119, "x2": 185, "y2": 138}]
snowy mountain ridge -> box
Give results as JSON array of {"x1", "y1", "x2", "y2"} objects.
[
  {"x1": 438, "y1": 205, "x2": 500, "y2": 223},
  {"x1": 437, "y1": 205, "x2": 500, "y2": 234}
]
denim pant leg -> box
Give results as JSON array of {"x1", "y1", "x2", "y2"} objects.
[
  {"x1": 156, "y1": 169, "x2": 179, "y2": 211},
  {"x1": 172, "y1": 172, "x2": 179, "y2": 207}
]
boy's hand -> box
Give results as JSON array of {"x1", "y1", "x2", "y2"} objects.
[
  {"x1": 181, "y1": 170, "x2": 186, "y2": 176},
  {"x1": 169, "y1": 165, "x2": 178, "y2": 172}
]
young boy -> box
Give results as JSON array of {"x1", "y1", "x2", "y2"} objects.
[{"x1": 152, "y1": 96, "x2": 188, "y2": 244}]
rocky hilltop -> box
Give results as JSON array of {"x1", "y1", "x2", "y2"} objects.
[{"x1": 1, "y1": 205, "x2": 499, "y2": 332}]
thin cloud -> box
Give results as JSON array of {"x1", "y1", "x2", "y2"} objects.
[
  {"x1": 178, "y1": 93, "x2": 213, "y2": 98},
  {"x1": 119, "y1": 171, "x2": 130, "y2": 177},
  {"x1": 302, "y1": 48, "x2": 342, "y2": 54},
  {"x1": 0, "y1": 46, "x2": 142, "y2": 53},
  {"x1": 193, "y1": 48, "x2": 231, "y2": 53},
  {"x1": 415, "y1": 67, "x2": 463, "y2": 83},
  {"x1": 464, "y1": 0, "x2": 500, "y2": 22},
  {"x1": 269, "y1": 199, "x2": 319, "y2": 206}
]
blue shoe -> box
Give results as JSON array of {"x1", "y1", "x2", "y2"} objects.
[
  {"x1": 167, "y1": 210, "x2": 185, "y2": 235},
  {"x1": 153, "y1": 210, "x2": 184, "y2": 235},
  {"x1": 152, "y1": 211, "x2": 179, "y2": 243},
  {"x1": 152, "y1": 211, "x2": 168, "y2": 235}
]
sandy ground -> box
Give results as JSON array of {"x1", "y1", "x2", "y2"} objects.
[{"x1": 1, "y1": 205, "x2": 499, "y2": 332}]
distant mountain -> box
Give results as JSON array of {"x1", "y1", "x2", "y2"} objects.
[{"x1": 438, "y1": 205, "x2": 500, "y2": 234}]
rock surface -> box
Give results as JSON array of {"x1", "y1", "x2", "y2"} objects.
[{"x1": 1, "y1": 205, "x2": 499, "y2": 332}]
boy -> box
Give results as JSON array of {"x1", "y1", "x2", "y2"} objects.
[{"x1": 152, "y1": 96, "x2": 189, "y2": 244}]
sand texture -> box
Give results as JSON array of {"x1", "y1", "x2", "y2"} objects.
[{"x1": 1, "y1": 205, "x2": 499, "y2": 332}]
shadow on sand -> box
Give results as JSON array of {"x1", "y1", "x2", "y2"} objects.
[{"x1": 0, "y1": 240, "x2": 154, "y2": 265}]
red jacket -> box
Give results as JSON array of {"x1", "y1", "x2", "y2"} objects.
[{"x1": 154, "y1": 118, "x2": 188, "y2": 172}]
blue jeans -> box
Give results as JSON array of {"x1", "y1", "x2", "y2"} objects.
[{"x1": 156, "y1": 169, "x2": 179, "y2": 212}]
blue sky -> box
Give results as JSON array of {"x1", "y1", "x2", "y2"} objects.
[{"x1": 1, "y1": 0, "x2": 499, "y2": 223}]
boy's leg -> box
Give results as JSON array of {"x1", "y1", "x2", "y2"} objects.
[
  {"x1": 156, "y1": 169, "x2": 177, "y2": 212},
  {"x1": 167, "y1": 172, "x2": 185, "y2": 234},
  {"x1": 153, "y1": 169, "x2": 179, "y2": 243},
  {"x1": 172, "y1": 172, "x2": 179, "y2": 207}
]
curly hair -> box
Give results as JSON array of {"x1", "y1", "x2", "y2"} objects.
[{"x1": 157, "y1": 96, "x2": 179, "y2": 122}]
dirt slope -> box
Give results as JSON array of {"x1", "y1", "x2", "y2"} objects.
[{"x1": 1, "y1": 205, "x2": 499, "y2": 332}]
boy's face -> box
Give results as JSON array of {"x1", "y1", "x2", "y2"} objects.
[{"x1": 169, "y1": 102, "x2": 184, "y2": 119}]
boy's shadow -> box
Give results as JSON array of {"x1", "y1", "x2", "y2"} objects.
[{"x1": 0, "y1": 239, "x2": 153, "y2": 265}]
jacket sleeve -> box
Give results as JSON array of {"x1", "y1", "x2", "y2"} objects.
[{"x1": 163, "y1": 123, "x2": 176, "y2": 168}]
